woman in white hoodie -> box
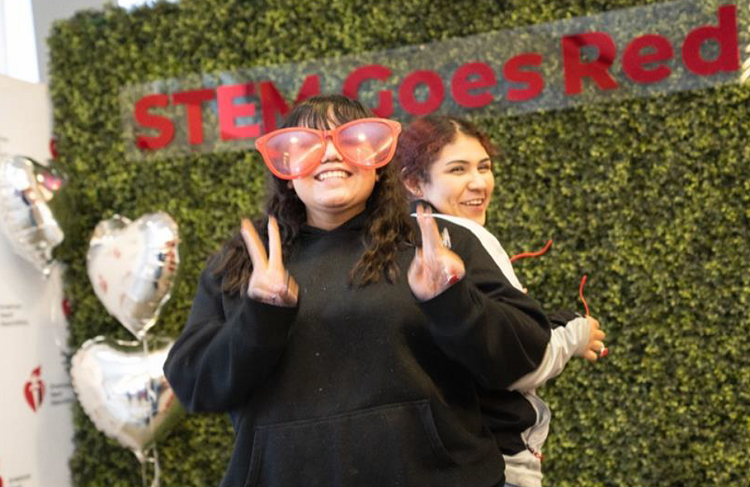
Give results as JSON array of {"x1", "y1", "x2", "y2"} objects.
[{"x1": 396, "y1": 114, "x2": 607, "y2": 487}]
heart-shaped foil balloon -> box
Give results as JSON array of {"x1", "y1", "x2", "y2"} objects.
[
  {"x1": 87, "y1": 212, "x2": 179, "y2": 340},
  {"x1": 70, "y1": 335, "x2": 184, "y2": 461},
  {"x1": 0, "y1": 155, "x2": 65, "y2": 274}
]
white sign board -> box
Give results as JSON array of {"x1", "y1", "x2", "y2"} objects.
[{"x1": 0, "y1": 74, "x2": 73, "y2": 487}]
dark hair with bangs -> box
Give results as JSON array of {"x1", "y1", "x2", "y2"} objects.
[
  {"x1": 395, "y1": 115, "x2": 500, "y2": 195},
  {"x1": 282, "y1": 93, "x2": 371, "y2": 130},
  {"x1": 215, "y1": 94, "x2": 414, "y2": 293}
]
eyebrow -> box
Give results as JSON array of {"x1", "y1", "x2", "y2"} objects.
[{"x1": 444, "y1": 157, "x2": 491, "y2": 166}]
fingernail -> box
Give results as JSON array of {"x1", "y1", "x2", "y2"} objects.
[
  {"x1": 445, "y1": 271, "x2": 460, "y2": 286},
  {"x1": 600, "y1": 347, "x2": 609, "y2": 358}
]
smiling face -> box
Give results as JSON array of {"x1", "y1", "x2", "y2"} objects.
[
  {"x1": 415, "y1": 132, "x2": 494, "y2": 225},
  {"x1": 290, "y1": 120, "x2": 378, "y2": 230}
]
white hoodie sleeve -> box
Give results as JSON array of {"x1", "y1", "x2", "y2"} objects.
[
  {"x1": 428, "y1": 213, "x2": 591, "y2": 393},
  {"x1": 507, "y1": 316, "x2": 590, "y2": 392}
]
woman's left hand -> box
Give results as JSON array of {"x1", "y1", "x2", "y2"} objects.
[
  {"x1": 408, "y1": 205, "x2": 466, "y2": 301},
  {"x1": 580, "y1": 315, "x2": 607, "y2": 362}
]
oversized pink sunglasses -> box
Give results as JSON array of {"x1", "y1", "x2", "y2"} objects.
[{"x1": 254, "y1": 118, "x2": 402, "y2": 180}]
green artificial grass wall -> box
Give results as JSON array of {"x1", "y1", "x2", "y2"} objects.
[{"x1": 47, "y1": 0, "x2": 749, "y2": 485}]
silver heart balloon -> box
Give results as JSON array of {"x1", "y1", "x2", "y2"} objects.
[
  {"x1": 87, "y1": 212, "x2": 179, "y2": 340},
  {"x1": 0, "y1": 155, "x2": 64, "y2": 274},
  {"x1": 70, "y1": 335, "x2": 184, "y2": 461}
]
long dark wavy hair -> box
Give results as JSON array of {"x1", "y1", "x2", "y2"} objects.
[
  {"x1": 215, "y1": 94, "x2": 415, "y2": 293},
  {"x1": 395, "y1": 115, "x2": 500, "y2": 193}
]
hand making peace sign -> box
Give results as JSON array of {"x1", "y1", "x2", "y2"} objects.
[
  {"x1": 408, "y1": 205, "x2": 466, "y2": 301},
  {"x1": 240, "y1": 216, "x2": 299, "y2": 307}
]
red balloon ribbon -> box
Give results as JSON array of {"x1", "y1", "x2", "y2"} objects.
[
  {"x1": 579, "y1": 274, "x2": 590, "y2": 316},
  {"x1": 510, "y1": 239, "x2": 553, "y2": 263},
  {"x1": 579, "y1": 275, "x2": 608, "y2": 358}
]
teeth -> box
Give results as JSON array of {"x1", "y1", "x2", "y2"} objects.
[
  {"x1": 316, "y1": 170, "x2": 349, "y2": 181},
  {"x1": 462, "y1": 199, "x2": 484, "y2": 206}
]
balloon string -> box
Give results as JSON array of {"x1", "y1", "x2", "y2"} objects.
[
  {"x1": 510, "y1": 239, "x2": 553, "y2": 263},
  {"x1": 141, "y1": 454, "x2": 148, "y2": 487},
  {"x1": 139, "y1": 447, "x2": 161, "y2": 487},
  {"x1": 579, "y1": 274, "x2": 590, "y2": 316},
  {"x1": 150, "y1": 446, "x2": 161, "y2": 487}
]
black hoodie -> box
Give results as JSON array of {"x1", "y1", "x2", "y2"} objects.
[{"x1": 164, "y1": 210, "x2": 551, "y2": 487}]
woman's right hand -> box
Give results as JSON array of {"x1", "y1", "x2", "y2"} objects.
[{"x1": 241, "y1": 216, "x2": 299, "y2": 307}]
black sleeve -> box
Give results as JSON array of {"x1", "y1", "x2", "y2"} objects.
[
  {"x1": 163, "y1": 260, "x2": 297, "y2": 412},
  {"x1": 418, "y1": 222, "x2": 552, "y2": 390},
  {"x1": 547, "y1": 310, "x2": 583, "y2": 329}
]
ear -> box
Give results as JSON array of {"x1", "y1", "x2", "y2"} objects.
[{"x1": 403, "y1": 177, "x2": 423, "y2": 198}]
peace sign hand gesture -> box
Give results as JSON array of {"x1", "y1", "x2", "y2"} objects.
[
  {"x1": 408, "y1": 205, "x2": 466, "y2": 301},
  {"x1": 241, "y1": 216, "x2": 299, "y2": 307}
]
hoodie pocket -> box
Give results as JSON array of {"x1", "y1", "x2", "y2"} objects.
[{"x1": 244, "y1": 399, "x2": 456, "y2": 487}]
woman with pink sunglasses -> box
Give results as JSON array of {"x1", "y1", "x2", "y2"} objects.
[
  {"x1": 396, "y1": 114, "x2": 607, "y2": 487},
  {"x1": 165, "y1": 95, "x2": 555, "y2": 487}
]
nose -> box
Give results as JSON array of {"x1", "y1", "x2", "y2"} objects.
[
  {"x1": 467, "y1": 170, "x2": 487, "y2": 191},
  {"x1": 321, "y1": 137, "x2": 343, "y2": 163}
]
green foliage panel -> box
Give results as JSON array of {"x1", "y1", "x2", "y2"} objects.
[{"x1": 48, "y1": 0, "x2": 749, "y2": 485}]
